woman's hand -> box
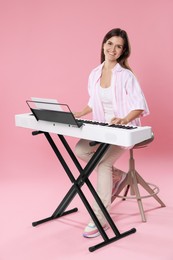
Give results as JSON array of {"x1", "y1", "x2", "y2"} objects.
[
  {"x1": 73, "y1": 105, "x2": 92, "y2": 118},
  {"x1": 73, "y1": 112, "x2": 83, "y2": 118},
  {"x1": 110, "y1": 110, "x2": 144, "y2": 125},
  {"x1": 110, "y1": 117, "x2": 128, "y2": 125}
]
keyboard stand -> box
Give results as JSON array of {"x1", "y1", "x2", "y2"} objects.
[{"x1": 31, "y1": 130, "x2": 136, "y2": 252}]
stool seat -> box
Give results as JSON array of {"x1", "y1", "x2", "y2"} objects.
[
  {"x1": 112, "y1": 133, "x2": 165, "y2": 222},
  {"x1": 134, "y1": 132, "x2": 154, "y2": 149}
]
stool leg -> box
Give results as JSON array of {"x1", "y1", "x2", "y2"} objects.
[
  {"x1": 128, "y1": 149, "x2": 147, "y2": 222},
  {"x1": 130, "y1": 170, "x2": 147, "y2": 222}
]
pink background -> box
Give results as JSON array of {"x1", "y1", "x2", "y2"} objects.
[{"x1": 1, "y1": 1, "x2": 173, "y2": 259}]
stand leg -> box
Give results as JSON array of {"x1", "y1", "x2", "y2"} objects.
[{"x1": 89, "y1": 228, "x2": 136, "y2": 252}]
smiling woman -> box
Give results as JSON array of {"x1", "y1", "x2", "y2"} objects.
[{"x1": 73, "y1": 28, "x2": 149, "y2": 238}]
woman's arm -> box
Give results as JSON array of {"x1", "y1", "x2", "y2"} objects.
[
  {"x1": 111, "y1": 109, "x2": 143, "y2": 125},
  {"x1": 73, "y1": 105, "x2": 92, "y2": 118}
]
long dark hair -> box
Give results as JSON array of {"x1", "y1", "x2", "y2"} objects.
[{"x1": 101, "y1": 28, "x2": 131, "y2": 70}]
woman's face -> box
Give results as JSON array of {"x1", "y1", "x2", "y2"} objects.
[{"x1": 103, "y1": 36, "x2": 124, "y2": 63}]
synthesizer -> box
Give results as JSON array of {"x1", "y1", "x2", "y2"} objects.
[{"x1": 15, "y1": 113, "x2": 152, "y2": 147}]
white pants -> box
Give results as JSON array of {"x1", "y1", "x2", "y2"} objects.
[{"x1": 75, "y1": 139, "x2": 125, "y2": 225}]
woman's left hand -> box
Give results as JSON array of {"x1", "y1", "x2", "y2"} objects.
[{"x1": 110, "y1": 117, "x2": 128, "y2": 125}]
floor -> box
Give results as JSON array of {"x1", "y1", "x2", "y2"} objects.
[{"x1": 1, "y1": 151, "x2": 173, "y2": 260}]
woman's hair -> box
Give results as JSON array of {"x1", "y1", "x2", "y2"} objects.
[{"x1": 101, "y1": 28, "x2": 131, "y2": 70}]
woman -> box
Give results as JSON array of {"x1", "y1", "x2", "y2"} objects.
[{"x1": 74, "y1": 28, "x2": 149, "y2": 238}]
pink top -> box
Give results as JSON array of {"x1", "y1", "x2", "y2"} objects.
[{"x1": 87, "y1": 63, "x2": 149, "y2": 126}]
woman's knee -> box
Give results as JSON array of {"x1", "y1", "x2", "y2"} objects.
[
  {"x1": 75, "y1": 139, "x2": 89, "y2": 158},
  {"x1": 75, "y1": 140, "x2": 83, "y2": 157}
]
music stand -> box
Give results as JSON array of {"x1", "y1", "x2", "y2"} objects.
[{"x1": 26, "y1": 100, "x2": 83, "y2": 127}]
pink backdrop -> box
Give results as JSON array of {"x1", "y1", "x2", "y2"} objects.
[{"x1": 1, "y1": 0, "x2": 173, "y2": 178}]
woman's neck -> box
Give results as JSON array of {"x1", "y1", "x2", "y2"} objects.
[{"x1": 103, "y1": 60, "x2": 117, "y2": 70}]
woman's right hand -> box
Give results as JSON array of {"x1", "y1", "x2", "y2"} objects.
[
  {"x1": 73, "y1": 112, "x2": 83, "y2": 118},
  {"x1": 73, "y1": 105, "x2": 92, "y2": 118}
]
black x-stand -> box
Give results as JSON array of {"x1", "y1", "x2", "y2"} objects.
[
  {"x1": 31, "y1": 131, "x2": 136, "y2": 252},
  {"x1": 27, "y1": 102, "x2": 136, "y2": 252}
]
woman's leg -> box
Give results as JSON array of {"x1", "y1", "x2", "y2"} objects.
[
  {"x1": 75, "y1": 140, "x2": 125, "y2": 225},
  {"x1": 93, "y1": 145, "x2": 125, "y2": 225},
  {"x1": 75, "y1": 139, "x2": 97, "y2": 162}
]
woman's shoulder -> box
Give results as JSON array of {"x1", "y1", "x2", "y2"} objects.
[
  {"x1": 90, "y1": 63, "x2": 103, "y2": 73},
  {"x1": 114, "y1": 63, "x2": 135, "y2": 80},
  {"x1": 114, "y1": 63, "x2": 132, "y2": 74},
  {"x1": 88, "y1": 63, "x2": 103, "y2": 79}
]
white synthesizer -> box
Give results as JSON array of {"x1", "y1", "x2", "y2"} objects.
[{"x1": 15, "y1": 113, "x2": 152, "y2": 147}]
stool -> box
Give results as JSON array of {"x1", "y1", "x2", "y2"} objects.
[{"x1": 113, "y1": 133, "x2": 166, "y2": 222}]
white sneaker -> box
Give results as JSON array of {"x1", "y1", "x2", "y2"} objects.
[{"x1": 83, "y1": 222, "x2": 108, "y2": 238}]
